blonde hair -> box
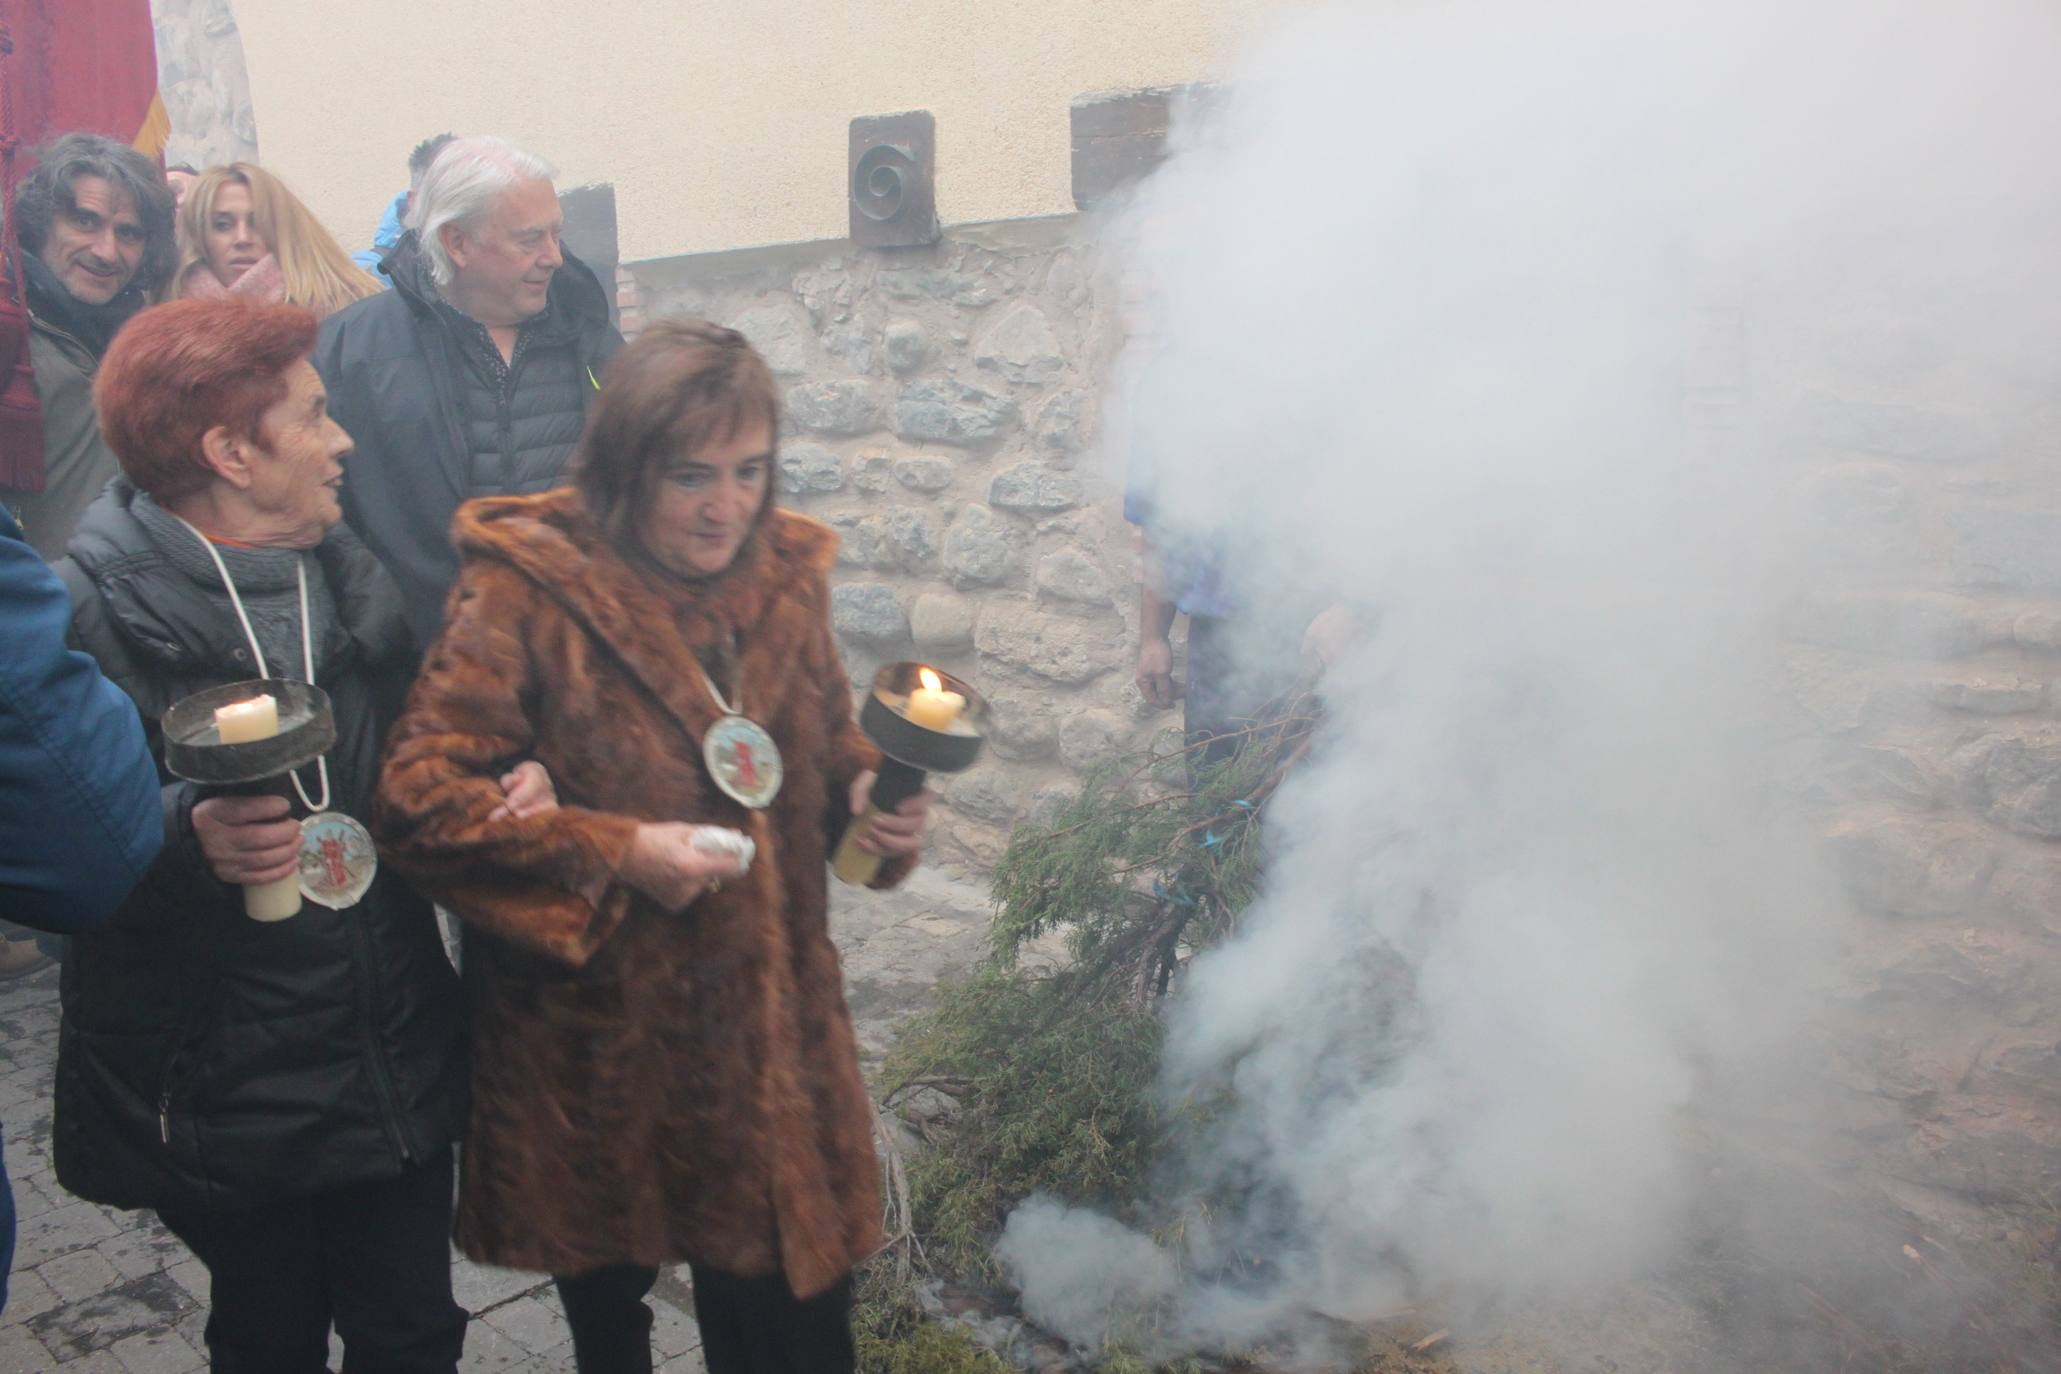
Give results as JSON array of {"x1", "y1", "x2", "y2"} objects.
[{"x1": 173, "y1": 164, "x2": 383, "y2": 319}]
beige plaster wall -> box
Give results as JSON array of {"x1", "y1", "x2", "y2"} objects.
[{"x1": 228, "y1": 0, "x2": 1294, "y2": 261}]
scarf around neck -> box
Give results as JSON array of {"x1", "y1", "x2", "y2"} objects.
[
  {"x1": 180, "y1": 254, "x2": 286, "y2": 307},
  {"x1": 21, "y1": 251, "x2": 146, "y2": 357}
]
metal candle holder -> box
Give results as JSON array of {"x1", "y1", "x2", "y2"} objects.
[
  {"x1": 832, "y1": 662, "x2": 990, "y2": 885},
  {"x1": 162, "y1": 679, "x2": 336, "y2": 788}
]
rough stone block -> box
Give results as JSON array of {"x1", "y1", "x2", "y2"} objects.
[
  {"x1": 879, "y1": 267, "x2": 995, "y2": 308},
  {"x1": 1931, "y1": 677, "x2": 2046, "y2": 715},
  {"x1": 1951, "y1": 732, "x2": 2061, "y2": 838},
  {"x1": 1795, "y1": 392, "x2": 1999, "y2": 463},
  {"x1": 895, "y1": 380, "x2": 1019, "y2": 447},
  {"x1": 975, "y1": 302, "x2": 1066, "y2": 384},
  {"x1": 1058, "y1": 711, "x2": 1127, "y2": 772},
  {"x1": 819, "y1": 318, "x2": 876, "y2": 374},
  {"x1": 947, "y1": 769, "x2": 1022, "y2": 825},
  {"x1": 1825, "y1": 813, "x2": 1997, "y2": 919},
  {"x1": 1034, "y1": 388, "x2": 1091, "y2": 457},
  {"x1": 721, "y1": 303, "x2": 811, "y2": 378},
  {"x1": 885, "y1": 319, "x2": 930, "y2": 374},
  {"x1": 942, "y1": 505, "x2": 1020, "y2": 586},
  {"x1": 786, "y1": 380, "x2": 885, "y2": 436},
  {"x1": 981, "y1": 690, "x2": 1060, "y2": 762},
  {"x1": 832, "y1": 584, "x2": 908, "y2": 643},
  {"x1": 989, "y1": 463, "x2": 1083, "y2": 513},
  {"x1": 1027, "y1": 784, "x2": 1077, "y2": 828},
  {"x1": 1914, "y1": 1126, "x2": 2061, "y2": 1204},
  {"x1": 1867, "y1": 939, "x2": 2023, "y2": 1011},
  {"x1": 1036, "y1": 548, "x2": 1112, "y2": 605},
  {"x1": 779, "y1": 443, "x2": 845, "y2": 496},
  {"x1": 1946, "y1": 503, "x2": 2061, "y2": 594},
  {"x1": 851, "y1": 451, "x2": 895, "y2": 495},
  {"x1": 975, "y1": 602, "x2": 1112, "y2": 685},
  {"x1": 894, "y1": 456, "x2": 955, "y2": 494},
  {"x1": 909, "y1": 593, "x2": 975, "y2": 649}
]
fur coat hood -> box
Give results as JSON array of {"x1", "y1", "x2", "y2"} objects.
[{"x1": 377, "y1": 487, "x2": 901, "y2": 1293}]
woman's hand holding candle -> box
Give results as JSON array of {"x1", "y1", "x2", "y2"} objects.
[
  {"x1": 847, "y1": 771, "x2": 932, "y2": 858},
  {"x1": 903, "y1": 669, "x2": 965, "y2": 732},
  {"x1": 193, "y1": 794, "x2": 302, "y2": 886}
]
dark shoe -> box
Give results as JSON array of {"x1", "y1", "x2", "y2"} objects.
[{"x1": 0, "y1": 939, "x2": 52, "y2": 980}]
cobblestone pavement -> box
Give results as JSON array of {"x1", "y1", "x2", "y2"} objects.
[{"x1": 0, "y1": 867, "x2": 993, "y2": 1371}]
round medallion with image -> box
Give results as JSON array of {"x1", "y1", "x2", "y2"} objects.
[{"x1": 702, "y1": 714, "x2": 784, "y2": 809}]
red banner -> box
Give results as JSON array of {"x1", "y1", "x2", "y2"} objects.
[{"x1": 0, "y1": 0, "x2": 163, "y2": 491}]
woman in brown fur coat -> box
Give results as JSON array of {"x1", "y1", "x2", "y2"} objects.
[{"x1": 374, "y1": 321, "x2": 930, "y2": 1374}]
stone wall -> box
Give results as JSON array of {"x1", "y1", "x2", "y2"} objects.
[
  {"x1": 1784, "y1": 379, "x2": 2061, "y2": 1226},
  {"x1": 629, "y1": 217, "x2": 1155, "y2": 872},
  {"x1": 628, "y1": 216, "x2": 2061, "y2": 1232},
  {"x1": 152, "y1": 0, "x2": 260, "y2": 169}
]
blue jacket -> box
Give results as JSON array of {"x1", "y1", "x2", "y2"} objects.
[
  {"x1": 0, "y1": 503, "x2": 160, "y2": 1309},
  {"x1": 348, "y1": 190, "x2": 409, "y2": 286},
  {"x1": 0, "y1": 504, "x2": 160, "y2": 928}
]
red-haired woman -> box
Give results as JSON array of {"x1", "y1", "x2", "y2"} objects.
[{"x1": 51, "y1": 297, "x2": 469, "y2": 1371}]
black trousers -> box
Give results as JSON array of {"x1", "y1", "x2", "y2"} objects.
[
  {"x1": 158, "y1": 1149, "x2": 465, "y2": 1374},
  {"x1": 556, "y1": 1263, "x2": 856, "y2": 1374}
]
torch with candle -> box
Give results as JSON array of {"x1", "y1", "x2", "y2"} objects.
[
  {"x1": 831, "y1": 663, "x2": 991, "y2": 886},
  {"x1": 162, "y1": 680, "x2": 336, "y2": 921}
]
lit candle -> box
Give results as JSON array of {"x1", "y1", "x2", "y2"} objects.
[
  {"x1": 210, "y1": 693, "x2": 301, "y2": 921},
  {"x1": 903, "y1": 668, "x2": 965, "y2": 733},
  {"x1": 214, "y1": 694, "x2": 279, "y2": 745}
]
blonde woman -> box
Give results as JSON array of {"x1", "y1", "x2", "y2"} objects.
[{"x1": 172, "y1": 164, "x2": 383, "y2": 319}]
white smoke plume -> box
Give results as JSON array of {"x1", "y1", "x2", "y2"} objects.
[{"x1": 1001, "y1": 0, "x2": 2061, "y2": 1361}]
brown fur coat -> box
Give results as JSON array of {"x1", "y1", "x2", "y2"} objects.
[{"x1": 374, "y1": 488, "x2": 906, "y2": 1295}]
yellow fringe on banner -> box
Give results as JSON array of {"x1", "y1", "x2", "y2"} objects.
[{"x1": 132, "y1": 90, "x2": 170, "y2": 160}]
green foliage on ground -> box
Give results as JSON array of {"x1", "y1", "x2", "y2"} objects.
[{"x1": 856, "y1": 710, "x2": 1315, "y2": 1373}]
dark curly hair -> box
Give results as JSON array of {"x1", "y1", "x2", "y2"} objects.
[{"x1": 10, "y1": 133, "x2": 177, "y2": 295}]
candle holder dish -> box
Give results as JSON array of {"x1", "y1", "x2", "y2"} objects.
[
  {"x1": 162, "y1": 679, "x2": 336, "y2": 787},
  {"x1": 832, "y1": 662, "x2": 992, "y2": 885}
]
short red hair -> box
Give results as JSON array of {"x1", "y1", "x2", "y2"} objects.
[{"x1": 93, "y1": 299, "x2": 319, "y2": 504}]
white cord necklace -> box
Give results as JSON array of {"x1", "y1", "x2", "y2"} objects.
[{"x1": 171, "y1": 514, "x2": 333, "y2": 814}]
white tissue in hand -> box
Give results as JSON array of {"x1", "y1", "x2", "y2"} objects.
[{"x1": 691, "y1": 826, "x2": 755, "y2": 872}]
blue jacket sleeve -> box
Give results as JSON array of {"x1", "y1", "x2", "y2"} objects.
[{"x1": 0, "y1": 507, "x2": 163, "y2": 930}]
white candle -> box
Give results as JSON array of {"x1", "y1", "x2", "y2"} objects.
[
  {"x1": 214, "y1": 694, "x2": 279, "y2": 745},
  {"x1": 903, "y1": 668, "x2": 966, "y2": 733},
  {"x1": 211, "y1": 693, "x2": 301, "y2": 920}
]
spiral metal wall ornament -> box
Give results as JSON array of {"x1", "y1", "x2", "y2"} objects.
[{"x1": 849, "y1": 110, "x2": 939, "y2": 248}]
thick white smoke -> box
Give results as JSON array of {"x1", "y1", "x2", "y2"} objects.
[{"x1": 1001, "y1": 0, "x2": 2061, "y2": 1359}]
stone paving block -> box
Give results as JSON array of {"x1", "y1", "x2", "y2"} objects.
[
  {"x1": 9, "y1": 1168, "x2": 61, "y2": 1223},
  {"x1": 458, "y1": 1318, "x2": 529, "y2": 1371},
  {"x1": 0, "y1": 1265, "x2": 58, "y2": 1327},
  {"x1": 0, "y1": 1065, "x2": 45, "y2": 1113},
  {"x1": 649, "y1": 1296, "x2": 701, "y2": 1359},
  {"x1": 659, "y1": 1347, "x2": 710, "y2": 1374},
  {"x1": 0, "y1": 1318, "x2": 55, "y2": 1372},
  {"x1": 164, "y1": 1256, "x2": 209, "y2": 1306},
  {"x1": 12, "y1": 1198, "x2": 123, "y2": 1269},
  {"x1": 479, "y1": 1293, "x2": 569, "y2": 1352},
  {"x1": 173, "y1": 1306, "x2": 208, "y2": 1353},
  {"x1": 452, "y1": 1256, "x2": 547, "y2": 1314},
  {"x1": 28, "y1": 1271, "x2": 196, "y2": 1361},
  {"x1": 110, "y1": 1327, "x2": 205, "y2": 1374},
  {"x1": 525, "y1": 1341, "x2": 579, "y2": 1373},
  {"x1": 93, "y1": 1220, "x2": 190, "y2": 1281},
  {"x1": 36, "y1": 1243, "x2": 123, "y2": 1304}
]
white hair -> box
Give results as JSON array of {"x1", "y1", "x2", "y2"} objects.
[{"x1": 404, "y1": 135, "x2": 557, "y2": 288}]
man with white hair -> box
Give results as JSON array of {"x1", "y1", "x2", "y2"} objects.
[{"x1": 315, "y1": 135, "x2": 622, "y2": 644}]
